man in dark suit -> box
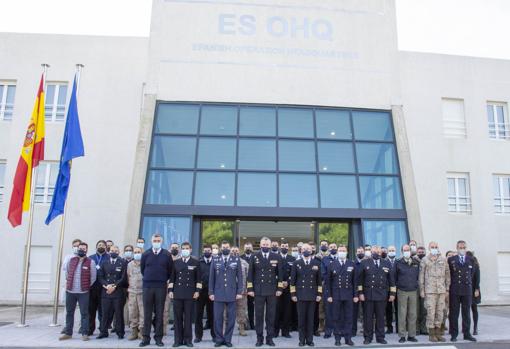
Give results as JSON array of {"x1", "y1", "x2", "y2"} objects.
[
  {"x1": 209, "y1": 241, "x2": 243, "y2": 347},
  {"x1": 385, "y1": 245, "x2": 398, "y2": 334},
  {"x1": 352, "y1": 246, "x2": 365, "y2": 337},
  {"x1": 358, "y1": 245, "x2": 396, "y2": 345},
  {"x1": 290, "y1": 243, "x2": 322, "y2": 347},
  {"x1": 88, "y1": 240, "x2": 109, "y2": 336},
  {"x1": 169, "y1": 242, "x2": 201, "y2": 347},
  {"x1": 448, "y1": 240, "x2": 477, "y2": 342},
  {"x1": 97, "y1": 245, "x2": 127, "y2": 339},
  {"x1": 275, "y1": 241, "x2": 295, "y2": 338},
  {"x1": 247, "y1": 237, "x2": 283, "y2": 346},
  {"x1": 241, "y1": 242, "x2": 255, "y2": 330},
  {"x1": 139, "y1": 233, "x2": 174, "y2": 347},
  {"x1": 195, "y1": 245, "x2": 214, "y2": 343}
]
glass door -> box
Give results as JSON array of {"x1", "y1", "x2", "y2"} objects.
[{"x1": 238, "y1": 220, "x2": 314, "y2": 251}]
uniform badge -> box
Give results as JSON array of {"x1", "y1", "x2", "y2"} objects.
[
  {"x1": 347, "y1": 267, "x2": 353, "y2": 272},
  {"x1": 188, "y1": 266, "x2": 195, "y2": 270},
  {"x1": 312, "y1": 266, "x2": 318, "y2": 270},
  {"x1": 382, "y1": 267, "x2": 389, "y2": 272},
  {"x1": 116, "y1": 267, "x2": 122, "y2": 272}
]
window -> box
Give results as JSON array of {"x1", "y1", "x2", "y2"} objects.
[
  {"x1": 278, "y1": 108, "x2": 314, "y2": 138},
  {"x1": 151, "y1": 136, "x2": 196, "y2": 168},
  {"x1": 0, "y1": 82, "x2": 16, "y2": 121},
  {"x1": 359, "y1": 176, "x2": 403, "y2": 209},
  {"x1": 200, "y1": 105, "x2": 237, "y2": 135},
  {"x1": 315, "y1": 109, "x2": 351, "y2": 139},
  {"x1": 0, "y1": 160, "x2": 6, "y2": 202},
  {"x1": 238, "y1": 139, "x2": 276, "y2": 170},
  {"x1": 363, "y1": 220, "x2": 408, "y2": 256},
  {"x1": 237, "y1": 173, "x2": 276, "y2": 207},
  {"x1": 197, "y1": 138, "x2": 236, "y2": 170},
  {"x1": 194, "y1": 172, "x2": 235, "y2": 206},
  {"x1": 493, "y1": 175, "x2": 510, "y2": 214},
  {"x1": 279, "y1": 174, "x2": 318, "y2": 207},
  {"x1": 319, "y1": 175, "x2": 358, "y2": 208},
  {"x1": 447, "y1": 173, "x2": 471, "y2": 214},
  {"x1": 318, "y1": 142, "x2": 355, "y2": 173},
  {"x1": 352, "y1": 111, "x2": 393, "y2": 141},
  {"x1": 487, "y1": 102, "x2": 509, "y2": 139},
  {"x1": 145, "y1": 170, "x2": 193, "y2": 205},
  {"x1": 155, "y1": 103, "x2": 199, "y2": 134},
  {"x1": 140, "y1": 216, "x2": 191, "y2": 245},
  {"x1": 279, "y1": 140, "x2": 316, "y2": 171},
  {"x1": 239, "y1": 106, "x2": 276, "y2": 136},
  {"x1": 442, "y1": 98, "x2": 466, "y2": 138},
  {"x1": 356, "y1": 143, "x2": 398, "y2": 174},
  {"x1": 35, "y1": 162, "x2": 59, "y2": 204},
  {"x1": 45, "y1": 83, "x2": 67, "y2": 122}
]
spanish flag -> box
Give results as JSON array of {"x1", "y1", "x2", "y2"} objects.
[{"x1": 7, "y1": 75, "x2": 46, "y2": 227}]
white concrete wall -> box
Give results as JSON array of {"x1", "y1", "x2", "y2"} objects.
[
  {"x1": 399, "y1": 51, "x2": 510, "y2": 304},
  {"x1": 0, "y1": 33, "x2": 148, "y2": 303}
]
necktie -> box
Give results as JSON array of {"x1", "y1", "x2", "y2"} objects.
[
  {"x1": 341, "y1": 261, "x2": 344, "y2": 267},
  {"x1": 376, "y1": 260, "x2": 379, "y2": 268},
  {"x1": 306, "y1": 260, "x2": 309, "y2": 266},
  {"x1": 460, "y1": 256, "x2": 464, "y2": 265},
  {"x1": 224, "y1": 258, "x2": 228, "y2": 267}
]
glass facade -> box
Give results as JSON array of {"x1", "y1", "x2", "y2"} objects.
[{"x1": 140, "y1": 102, "x2": 408, "y2": 247}]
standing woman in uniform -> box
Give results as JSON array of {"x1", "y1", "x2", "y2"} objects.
[{"x1": 466, "y1": 251, "x2": 481, "y2": 335}]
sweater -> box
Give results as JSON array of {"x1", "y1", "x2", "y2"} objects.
[{"x1": 140, "y1": 248, "x2": 173, "y2": 288}]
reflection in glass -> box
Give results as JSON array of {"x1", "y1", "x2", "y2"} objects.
[
  {"x1": 278, "y1": 108, "x2": 314, "y2": 138},
  {"x1": 145, "y1": 170, "x2": 193, "y2": 205},
  {"x1": 353, "y1": 111, "x2": 393, "y2": 141},
  {"x1": 141, "y1": 216, "x2": 191, "y2": 246},
  {"x1": 359, "y1": 176, "x2": 403, "y2": 209},
  {"x1": 356, "y1": 143, "x2": 398, "y2": 174},
  {"x1": 155, "y1": 104, "x2": 199, "y2": 134},
  {"x1": 315, "y1": 109, "x2": 351, "y2": 139},
  {"x1": 279, "y1": 174, "x2": 318, "y2": 207},
  {"x1": 237, "y1": 173, "x2": 276, "y2": 207},
  {"x1": 197, "y1": 138, "x2": 236, "y2": 169},
  {"x1": 239, "y1": 106, "x2": 276, "y2": 136},
  {"x1": 151, "y1": 136, "x2": 196, "y2": 168},
  {"x1": 363, "y1": 220, "x2": 407, "y2": 257},
  {"x1": 279, "y1": 140, "x2": 316, "y2": 171},
  {"x1": 200, "y1": 105, "x2": 237, "y2": 135},
  {"x1": 195, "y1": 172, "x2": 235, "y2": 206},
  {"x1": 319, "y1": 175, "x2": 358, "y2": 208},
  {"x1": 318, "y1": 142, "x2": 355, "y2": 173},
  {"x1": 238, "y1": 139, "x2": 276, "y2": 170}
]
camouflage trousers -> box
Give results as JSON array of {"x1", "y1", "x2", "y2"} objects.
[
  {"x1": 163, "y1": 294, "x2": 172, "y2": 335},
  {"x1": 236, "y1": 295, "x2": 248, "y2": 326},
  {"x1": 128, "y1": 292, "x2": 144, "y2": 330},
  {"x1": 424, "y1": 293, "x2": 446, "y2": 329}
]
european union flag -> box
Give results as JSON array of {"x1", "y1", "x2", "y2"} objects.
[{"x1": 45, "y1": 75, "x2": 84, "y2": 225}]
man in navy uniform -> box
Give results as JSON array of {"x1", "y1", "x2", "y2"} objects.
[
  {"x1": 320, "y1": 242, "x2": 338, "y2": 339},
  {"x1": 275, "y1": 241, "x2": 295, "y2": 338},
  {"x1": 358, "y1": 245, "x2": 396, "y2": 345},
  {"x1": 195, "y1": 244, "x2": 214, "y2": 343},
  {"x1": 351, "y1": 246, "x2": 365, "y2": 337},
  {"x1": 209, "y1": 241, "x2": 243, "y2": 348},
  {"x1": 241, "y1": 242, "x2": 255, "y2": 330},
  {"x1": 447, "y1": 240, "x2": 477, "y2": 342},
  {"x1": 169, "y1": 242, "x2": 201, "y2": 347},
  {"x1": 290, "y1": 243, "x2": 322, "y2": 347},
  {"x1": 325, "y1": 244, "x2": 358, "y2": 346},
  {"x1": 247, "y1": 237, "x2": 284, "y2": 347},
  {"x1": 97, "y1": 245, "x2": 127, "y2": 339}
]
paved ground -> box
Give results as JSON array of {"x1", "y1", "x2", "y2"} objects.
[{"x1": 0, "y1": 305, "x2": 508, "y2": 348}]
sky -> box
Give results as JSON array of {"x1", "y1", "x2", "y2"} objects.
[{"x1": 0, "y1": 0, "x2": 509, "y2": 60}]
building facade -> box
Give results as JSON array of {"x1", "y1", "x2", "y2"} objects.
[{"x1": 0, "y1": 0, "x2": 509, "y2": 304}]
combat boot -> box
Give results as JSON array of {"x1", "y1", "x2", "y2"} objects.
[
  {"x1": 428, "y1": 328, "x2": 437, "y2": 342},
  {"x1": 239, "y1": 323, "x2": 247, "y2": 336},
  {"x1": 435, "y1": 327, "x2": 445, "y2": 342},
  {"x1": 128, "y1": 328, "x2": 139, "y2": 341}
]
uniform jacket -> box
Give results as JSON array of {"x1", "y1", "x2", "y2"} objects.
[
  {"x1": 127, "y1": 260, "x2": 143, "y2": 294},
  {"x1": 198, "y1": 256, "x2": 213, "y2": 292},
  {"x1": 247, "y1": 251, "x2": 284, "y2": 296},
  {"x1": 209, "y1": 254, "x2": 243, "y2": 302},
  {"x1": 280, "y1": 253, "x2": 296, "y2": 292},
  {"x1": 394, "y1": 257, "x2": 420, "y2": 292},
  {"x1": 290, "y1": 257, "x2": 323, "y2": 301},
  {"x1": 357, "y1": 258, "x2": 396, "y2": 301},
  {"x1": 325, "y1": 258, "x2": 357, "y2": 300},
  {"x1": 448, "y1": 255, "x2": 475, "y2": 296},
  {"x1": 98, "y1": 257, "x2": 127, "y2": 298},
  {"x1": 419, "y1": 254, "x2": 450, "y2": 295},
  {"x1": 169, "y1": 256, "x2": 201, "y2": 299}
]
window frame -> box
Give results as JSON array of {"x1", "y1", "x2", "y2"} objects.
[
  {"x1": 493, "y1": 174, "x2": 510, "y2": 214},
  {"x1": 447, "y1": 172, "x2": 472, "y2": 214},
  {"x1": 45, "y1": 82, "x2": 68, "y2": 122},
  {"x1": 0, "y1": 81, "x2": 16, "y2": 121},
  {"x1": 34, "y1": 162, "x2": 59, "y2": 205},
  {"x1": 0, "y1": 160, "x2": 6, "y2": 203},
  {"x1": 487, "y1": 101, "x2": 509, "y2": 140}
]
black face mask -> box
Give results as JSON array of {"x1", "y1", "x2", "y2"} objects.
[
  {"x1": 372, "y1": 253, "x2": 380, "y2": 260},
  {"x1": 77, "y1": 250, "x2": 87, "y2": 257},
  {"x1": 245, "y1": 249, "x2": 252, "y2": 254},
  {"x1": 356, "y1": 253, "x2": 365, "y2": 259},
  {"x1": 302, "y1": 251, "x2": 311, "y2": 258},
  {"x1": 97, "y1": 247, "x2": 105, "y2": 254},
  {"x1": 330, "y1": 249, "x2": 337, "y2": 255},
  {"x1": 203, "y1": 252, "x2": 212, "y2": 258},
  {"x1": 280, "y1": 248, "x2": 288, "y2": 254},
  {"x1": 261, "y1": 247, "x2": 270, "y2": 253},
  {"x1": 222, "y1": 248, "x2": 230, "y2": 256},
  {"x1": 320, "y1": 246, "x2": 328, "y2": 252},
  {"x1": 417, "y1": 253, "x2": 426, "y2": 260},
  {"x1": 381, "y1": 252, "x2": 388, "y2": 259},
  {"x1": 110, "y1": 252, "x2": 119, "y2": 259},
  {"x1": 171, "y1": 249, "x2": 179, "y2": 256},
  {"x1": 271, "y1": 247, "x2": 278, "y2": 252}
]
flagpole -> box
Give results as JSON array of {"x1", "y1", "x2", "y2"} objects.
[
  {"x1": 49, "y1": 64, "x2": 84, "y2": 327},
  {"x1": 18, "y1": 63, "x2": 50, "y2": 327}
]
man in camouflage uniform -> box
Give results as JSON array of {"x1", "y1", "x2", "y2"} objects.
[
  {"x1": 419, "y1": 241, "x2": 450, "y2": 343},
  {"x1": 127, "y1": 247, "x2": 144, "y2": 340},
  {"x1": 232, "y1": 246, "x2": 249, "y2": 336}
]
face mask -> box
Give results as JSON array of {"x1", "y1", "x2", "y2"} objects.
[
  {"x1": 97, "y1": 247, "x2": 106, "y2": 254},
  {"x1": 330, "y1": 249, "x2": 337, "y2": 255},
  {"x1": 261, "y1": 246, "x2": 270, "y2": 253},
  {"x1": 245, "y1": 249, "x2": 252, "y2": 254},
  {"x1": 430, "y1": 248, "x2": 439, "y2": 256},
  {"x1": 152, "y1": 242, "x2": 161, "y2": 249},
  {"x1": 124, "y1": 251, "x2": 133, "y2": 259},
  {"x1": 280, "y1": 248, "x2": 288, "y2": 254},
  {"x1": 302, "y1": 250, "x2": 311, "y2": 258},
  {"x1": 417, "y1": 253, "x2": 426, "y2": 259},
  {"x1": 338, "y1": 251, "x2": 347, "y2": 259},
  {"x1": 357, "y1": 253, "x2": 365, "y2": 259},
  {"x1": 181, "y1": 250, "x2": 190, "y2": 258},
  {"x1": 212, "y1": 248, "x2": 219, "y2": 255},
  {"x1": 457, "y1": 249, "x2": 466, "y2": 256},
  {"x1": 77, "y1": 250, "x2": 87, "y2": 258},
  {"x1": 137, "y1": 242, "x2": 144, "y2": 249},
  {"x1": 73, "y1": 246, "x2": 79, "y2": 255},
  {"x1": 410, "y1": 245, "x2": 417, "y2": 252},
  {"x1": 271, "y1": 247, "x2": 278, "y2": 252},
  {"x1": 403, "y1": 251, "x2": 411, "y2": 259},
  {"x1": 388, "y1": 251, "x2": 396, "y2": 258},
  {"x1": 291, "y1": 252, "x2": 299, "y2": 258},
  {"x1": 222, "y1": 248, "x2": 230, "y2": 256},
  {"x1": 110, "y1": 252, "x2": 119, "y2": 259},
  {"x1": 381, "y1": 252, "x2": 388, "y2": 259},
  {"x1": 320, "y1": 246, "x2": 328, "y2": 252},
  {"x1": 203, "y1": 252, "x2": 212, "y2": 258},
  {"x1": 134, "y1": 253, "x2": 142, "y2": 261},
  {"x1": 364, "y1": 250, "x2": 371, "y2": 258},
  {"x1": 372, "y1": 253, "x2": 380, "y2": 260},
  {"x1": 171, "y1": 249, "x2": 179, "y2": 256}
]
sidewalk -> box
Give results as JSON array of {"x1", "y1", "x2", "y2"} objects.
[{"x1": 0, "y1": 306, "x2": 509, "y2": 348}]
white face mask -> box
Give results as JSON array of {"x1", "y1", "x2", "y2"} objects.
[
  {"x1": 212, "y1": 248, "x2": 219, "y2": 255},
  {"x1": 181, "y1": 249, "x2": 191, "y2": 258},
  {"x1": 410, "y1": 245, "x2": 417, "y2": 252},
  {"x1": 152, "y1": 242, "x2": 161, "y2": 249},
  {"x1": 72, "y1": 246, "x2": 79, "y2": 255},
  {"x1": 430, "y1": 248, "x2": 439, "y2": 256},
  {"x1": 364, "y1": 250, "x2": 371, "y2": 258},
  {"x1": 457, "y1": 249, "x2": 466, "y2": 256},
  {"x1": 291, "y1": 251, "x2": 299, "y2": 258},
  {"x1": 388, "y1": 251, "x2": 396, "y2": 258},
  {"x1": 137, "y1": 242, "x2": 144, "y2": 249},
  {"x1": 338, "y1": 251, "x2": 347, "y2": 260},
  {"x1": 403, "y1": 251, "x2": 411, "y2": 259}
]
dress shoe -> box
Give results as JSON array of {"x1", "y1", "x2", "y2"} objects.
[
  {"x1": 214, "y1": 343, "x2": 223, "y2": 347},
  {"x1": 266, "y1": 338, "x2": 275, "y2": 346},
  {"x1": 299, "y1": 342, "x2": 305, "y2": 347},
  {"x1": 385, "y1": 328, "x2": 393, "y2": 334},
  {"x1": 324, "y1": 334, "x2": 331, "y2": 339},
  {"x1": 97, "y1": 333, "x2": 108, "y2": 339},
  {"x1": 345, "y1": 338, "x2": 354, "y2": 346},
  {"x1": 225, "y1": 342, "x2": 233, "y2": 347},
  {"x1": 376, "y1": 339, "x2": 387, "y2": 344},
  {"x1": 473, "y1": 329, "x2": 478, "y2": 335},
  {"x1": 139, "y1": 340, "x2": 150, "y2": 347},
  {"x1": 314, "y1": 331, "x2": 320, "y2": 337},
  {"x1": 255, "y1": 340, "x2": 263, "y2": 347},
  {"x1": 156, "y1": 340, "x2": 165, "y2": 347},
  {"x1": 363, "y1": 339, "x2": 371, "y2": 345},
  {"x1": 307, "y1": 342, "x2": 314, "y2": 346},
  {"x1": 59, "y1": 334, "x2": 72, "y2": 341},
  {"x1": 464, "y1": 335, "x2": 477, "y2": 342},
  {"x1": 282, "y1": 333, "x2": 292, "y2": 338},
  {"x1": 407, "y1": 336, "x2": 418, "y2": 342},
  {"x1": 194, "y1": 338, "x2": 202, "y2": 343},
  {"x1": 173, "y1": 343, "x2": 180, "y2": 347},
  {"x1": 398, "y1": 337, "x2": 406, "y2": 343},
  {"x1": 334, "y1": 340, "x2": 341, "y2": 346},
  {"x1": 118, "y1": 334, "x2": 124, "y2": 339},
  {"x1": 450, "y1": 337, "x2": 457, "y2": 342},
  {"x1": 82, "y1": 335, "x2": 90, "y2": 341},
  {"x1": 186, "y1": 342, "x2": 193, "y2": 347}
]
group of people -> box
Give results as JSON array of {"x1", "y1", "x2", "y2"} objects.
[{"x1": 58, "y1": 235, "x2": 481, "y2": 348}]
